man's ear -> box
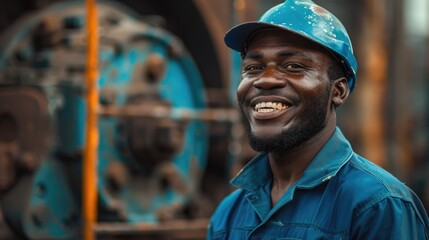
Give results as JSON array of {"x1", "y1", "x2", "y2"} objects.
[{"x1": 332, "y1": 77, "x2": 350, "y2": 107}]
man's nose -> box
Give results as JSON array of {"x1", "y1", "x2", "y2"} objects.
[{"x1": 253, "y1": 69, "x2": 286, "y2": 89}]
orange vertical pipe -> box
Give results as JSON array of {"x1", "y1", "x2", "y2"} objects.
[
  {"x1": 360, "y1": 0, "x2": 387, "y2": 167},
  {"x1": 83, "y1": 0, "x2": 99, "y2": 239}
]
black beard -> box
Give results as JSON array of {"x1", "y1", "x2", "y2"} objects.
[{"x1": 244, "y1": 88, "x2": 330, "y2": 153}]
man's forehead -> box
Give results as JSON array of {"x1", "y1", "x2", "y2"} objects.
[{"x1": 246, "y1": 27, "x2": 329, "y2": 54}]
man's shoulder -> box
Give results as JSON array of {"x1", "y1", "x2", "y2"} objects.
[
  {"x1": 336, "y1": 153, "x2": 415, "y2": 202},
  {"x1": 328, "y1": 153, "x2": 427, "y2": 222}
]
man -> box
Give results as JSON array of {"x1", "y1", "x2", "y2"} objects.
[{"x1": 207, "y1": 0, "x2": 429, "y2": 239}]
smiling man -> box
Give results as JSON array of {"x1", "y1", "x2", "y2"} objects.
[{"x1": 207, "y1": 0, "x2": 429, "y2": 239}]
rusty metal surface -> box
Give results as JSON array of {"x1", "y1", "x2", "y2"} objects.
[
  {"x1": 95, "y1": 218, "x2": 209, "y2": 240},
  {"x1": 0, "y1": 208, "x2": 16, "y2": 239},
  {"x1": 0, "y1": 87, "x2": 49, "y2": 193}
]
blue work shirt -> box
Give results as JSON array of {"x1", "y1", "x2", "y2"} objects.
[{"x1": 207, "y1": 127, "x2": 429, "y2": 239}]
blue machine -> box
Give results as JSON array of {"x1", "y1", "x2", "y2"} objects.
[{"x1": 0, "y1": 1, "x2": 218, "y2": 238}]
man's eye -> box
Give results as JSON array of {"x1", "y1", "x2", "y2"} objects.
[
  {"x1": 283, "y1": 63, "x2": 304, "y2": 72},
  {"x1": 243, "y1": 65, "x2": 263, "y2": 73}
]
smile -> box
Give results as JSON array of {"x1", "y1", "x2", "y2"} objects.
[{"x1": 254, "y1": 101, "x2": 288, "y2": 113}]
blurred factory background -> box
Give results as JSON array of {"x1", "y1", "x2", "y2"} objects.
[{"x1": 0, "y1": 0, "x2": 428, "y2": 239}]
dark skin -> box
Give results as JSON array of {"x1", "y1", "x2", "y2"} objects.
[{"x1": 237, "y1": 28, "x2": 350, "y2": 206}]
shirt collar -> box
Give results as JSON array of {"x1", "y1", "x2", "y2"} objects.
[
  {"x1": 230, "y1": 151, "x2": 272, "y2": 191},
  {"x1": 230, "y1": 127, "x2": 353, "y2": 191}
]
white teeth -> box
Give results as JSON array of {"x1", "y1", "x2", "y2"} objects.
[{"x1": 255, "y1": 101, "x2": 288, "y2": 112}]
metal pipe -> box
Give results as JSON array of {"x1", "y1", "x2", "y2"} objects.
[
  {"x1": 83, "y1": 0, "x2": 99, "y2": 239},
  {"x1": 95, "y1": 218, "x2": 209, "y2": 239},
  {"x1": 99, "y1": 106, "x2": 241, "y2": 122},
  {"x1": 360, "y1": 0, "x2": 388, "y2": 168}
]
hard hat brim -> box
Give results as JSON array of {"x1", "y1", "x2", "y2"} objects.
[
  {"x1": 224, "y1": 22, "x2": 273, "y2": 52},
  {"x1": 225, "y1": 21, "x2": 325, "y2": 55}
]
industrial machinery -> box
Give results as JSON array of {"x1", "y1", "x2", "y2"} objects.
[{"x1": 0, "y1": 1, "x2": 241, "y2": 239}]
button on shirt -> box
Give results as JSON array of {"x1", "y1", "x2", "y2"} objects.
[{"x1": 207, "y1": 127, "x2": 429, "y2": 240}]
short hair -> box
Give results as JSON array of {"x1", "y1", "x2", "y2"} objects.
[{"x1": 327, "y1": 60, "x2": 346, "y2": 81}]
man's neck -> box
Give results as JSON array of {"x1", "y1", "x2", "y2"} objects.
[{"x1": 268, "y1": 123, "x2": 336, "y2": 206}]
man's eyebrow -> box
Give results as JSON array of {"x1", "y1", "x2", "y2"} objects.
[
  {"x1": 244, "y1": 50, "x2": 312, "y2": 61},
  {"x1": 243, "y1": 51, "x2": 263, "y2": 60},
  {"x1": 277, "y1": 50, "x2": 306, "y2": 58}
]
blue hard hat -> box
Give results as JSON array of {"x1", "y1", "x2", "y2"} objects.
[{"x1": 225, "y1": 0, "x2": 358, "y2": 92}]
